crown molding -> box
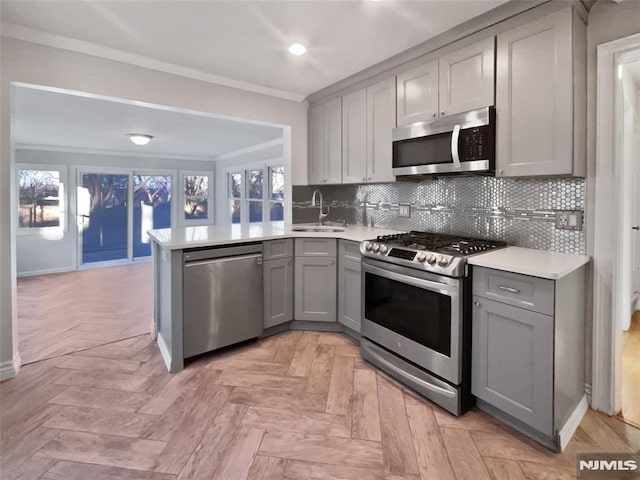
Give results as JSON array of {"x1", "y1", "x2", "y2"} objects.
[
  {"x1": 213, "y1": 137, "x2": 284, "y2": 161},
  {"x1": 1, "y1": 23, "x2": 307, "y2": 103},
  {"x1": 14, "y1": 143, "x2": 217, "y2": 162}
]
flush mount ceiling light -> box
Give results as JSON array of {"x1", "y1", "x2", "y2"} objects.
[
  {"x1": 288, "y1": 43, "x2": 306, "y2": 56},
  {"x1": 127, "y1": 133, "x2": 153, "y2": 146}
]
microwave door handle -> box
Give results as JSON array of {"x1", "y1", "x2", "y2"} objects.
[{"x1": 451, "y1": 124, "x2": 462, "y2": 171}]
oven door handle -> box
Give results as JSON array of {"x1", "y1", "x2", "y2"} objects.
[
  {"x1": 363, "y1": 341, "x2": 456, "y2": 399},
  {"x1": 363, "y1": 262, "x2": 458, "y2": 296}
]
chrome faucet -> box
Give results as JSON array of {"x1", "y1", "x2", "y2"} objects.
[{"x1": 311, "y1": 189, "x2": 329, "y2": 225}]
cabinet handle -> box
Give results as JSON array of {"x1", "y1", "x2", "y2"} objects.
[
  {"x1": 498, "y1": 285, "x2": 521, "y2": 294},
  {"x1": 440, "y1": 111, "x2": 445, "y2": 116},
  {"x1": 368, "y1": 177, "x2": 373, "y2": 181},
  {"x1": 362, "y1": 177, "x2": 367, "y2": 182},
  {"x1": 497, "y1": 169, "x2": 504, "y2": 175},
  {"x1": 288, "y1": 259, "x2": 292, "y2": 265},
  {"x1": 432, "y1": 112, "x2": 437, "y2": 118},
  {"x1": 329, "y1": 260, "x2": 335, "y2": 265},
  {"x1": 474, "y1": 301, "x2": 481, "y2": 307}
]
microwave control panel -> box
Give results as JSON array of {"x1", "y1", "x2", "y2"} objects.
[{"x1": 459, "y1": 126, "x2": 489, "y2": 161}]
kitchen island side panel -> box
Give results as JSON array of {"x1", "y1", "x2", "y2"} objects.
[{"x1": 154, "y1": 241, "x2": 184, "y2": 373}]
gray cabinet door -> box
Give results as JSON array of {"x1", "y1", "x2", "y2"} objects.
[
  {"x1": 338, "y1": 257, "x2": 362, "y2": 332},
  {"x1": 438, "y1": 37, "x2": 495, "y2": 117},
  {"x1": 495, "y1": 7, "x2": 573, "y2": 177},
  {"x1": 294, "y1": 257, "x2": 337, "y2": 322},
  {"x1": 342, "y1": 88, "x2": 368, "y2": 184},
  {"x1": 264, "y1": 258, "x2": 293, "y2": 328},
  {"x1": 396, "y1": 60, "x2": 438, "y2": 126},
  {"x1": 263, "y1": 239, "x2": 293, "y2": 261},
  {"x1": 308, "y1": 104, "x2": 324, "y2": 185},
  {"x1": 324, "y1": 97, "x2": 343, "y2": 184},
  {"x1": 472, "y1": 296, "x2": 553, "y2": 436},
  {"x1": 367, "y1": 76, "x2": 396, "y2": 183}
]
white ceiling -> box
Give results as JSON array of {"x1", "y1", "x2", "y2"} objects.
[
  {"x1": 13, "y1": 85, "x2": 284, "y2": 159},
  {"x1": 1, "y1": 0, "x2": 509, "y2": 100}
]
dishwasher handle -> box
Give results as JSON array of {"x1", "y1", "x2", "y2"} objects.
[{"x1": 184, "y1": 253, "x2": 263, "y2": 268}]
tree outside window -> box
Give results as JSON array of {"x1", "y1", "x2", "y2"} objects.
[
  {"x1": 18, "y1": 169, "x2": 61, "y2": 228},
  {"x1": 184, "y1": 175, "x2": 209, "y2": 220}
]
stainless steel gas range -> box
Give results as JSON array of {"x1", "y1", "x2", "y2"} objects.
[{"x1": 359, "y1": 231, "x2": 506, "y2": 415}]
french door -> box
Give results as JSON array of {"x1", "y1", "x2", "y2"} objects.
[{"x1": 77, "y1": 169, "x2": 173, "y2": 266}]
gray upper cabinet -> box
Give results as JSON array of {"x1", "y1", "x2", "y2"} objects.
[
  {"x1": 338, "y1": 240, "x2": 362, "y2": 332},
  {"x1": 308, "y1": 98, "x2": 343, "y2": 185},
  {"x1": 396, "y1": 59, "x2": 439, "y2": 126},
  {"x1": 342, "y1": 89, "x2": 368, "y2": 184},
  {"x1": 264, "y1": 257, "x2": 293, "y2": 329},
  {"x1": 341, "y1": 77, "x2": 397, "y2": 184},
  {"x1": 472, "y1": 296, "x2": 553, "y2": 436},
  {"x1": 438, "y1": 37, "x2": 495, "y2": 117},
  {"x1": 366, "y1": 77, "x2": 396, "y2": 183},
  {"x1": 496, "y1": 7, "x2": 586, "y2": 177}
]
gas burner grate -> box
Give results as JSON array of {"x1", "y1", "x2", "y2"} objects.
[{"x1": 375, "y1": 231, "x2": 506, "y2": 256}]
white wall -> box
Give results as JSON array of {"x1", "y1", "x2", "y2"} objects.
[
  {"x1": 0, "y1": 37, "x2": 308, "y2": 378},
  {"x1": 15, "y1": 148, "x2": 218, "y2": 276}
]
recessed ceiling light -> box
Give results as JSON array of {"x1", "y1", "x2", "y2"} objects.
[
  {"x1": 288, "y1": 43, "x2": 306, "y2": 56},
  {"x1": 127, "y1": 133, "x2": 153, "y2": 146}
]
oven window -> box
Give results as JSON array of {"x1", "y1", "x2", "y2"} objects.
[
  {"x1": 365, "y1": 272, "x2": 451, "y2": 357},
  {"x1": 393, "y1": 132, "x2": 452, "y2": 168}
]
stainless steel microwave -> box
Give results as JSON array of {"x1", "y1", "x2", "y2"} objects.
[{"x1": 392, "y1": 106, "x2": 496, "y2": 178}]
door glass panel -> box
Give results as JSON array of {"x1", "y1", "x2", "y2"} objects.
[
  {"x1": 364, "y1": 272, "x2": 451, "y2": 356},
  {"x1": 247, "y1": 169, "x2": 263, "y2": 199},
  {"x1": 270, "y1": 166, "x2": 284, "y2": 201},
  {"x1": 79, "y1": 173, "x2": 129, "y2": 264},
  {"x1": 133, "y1": 175, "x2": 172, "y2": 258}
]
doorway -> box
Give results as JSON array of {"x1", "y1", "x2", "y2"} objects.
[{"x1": 592, "y1": 33, "x2": 640, "y2": 425}]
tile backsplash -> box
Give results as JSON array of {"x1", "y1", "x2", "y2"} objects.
[{"x1": 293, "y1": 177, "x2": 585, "y2": 254}]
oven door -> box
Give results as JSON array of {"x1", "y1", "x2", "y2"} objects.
[{"x1": 361, "y1": 258, "x2": 462, "y2": 384}]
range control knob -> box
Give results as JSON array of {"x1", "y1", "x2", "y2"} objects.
[
  {"x1": 380, "y1": 245, "x2": 388, "y2": 254},
  {"x1": 416, "y1": 252, "x2": 427, "y2": 262},
  {"x1": 437, "y1": 255, "x2": 451, "y2": 267},
  {"x1": 363, "y1": 241, "x2": 372, "y2": 251},
  {"x1": 426, "y1": 253, "x2": 437, "y2": 265},
  {"x1": 372, "y1": 243, "x2": 380, "y2": 253}
]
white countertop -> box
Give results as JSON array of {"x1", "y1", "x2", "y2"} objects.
[
  {"x1": 467, "y1": 246, "x2": 590, "y2": 280},
  {"x1": 147, "y1": 222, "x2": 404, "y2": 250}
]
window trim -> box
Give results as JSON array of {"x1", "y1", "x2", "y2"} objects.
[
  {"x1": 179, "y1": 170, "x2": 215, "y2": 227},
  {"x1": 16, "y1": 163, "x2": 68, "y2": 235}
]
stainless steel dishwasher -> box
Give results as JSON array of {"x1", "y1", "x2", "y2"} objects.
[{"x1": 183, "y1": 243, "x2": 264, "y2": 358}]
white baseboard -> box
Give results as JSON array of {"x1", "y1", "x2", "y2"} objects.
[
  {"x1": 0, "y1": 352, "x2": 21, "y2": 381},
  {"x1": 557, "y1": 394, "x2": 589, "y2": 451},
  {"x1": 17, "y1": 266, "x2": 73, "y2": 277}
]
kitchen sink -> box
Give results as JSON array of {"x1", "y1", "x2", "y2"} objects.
[{"x1": 291, "y1": 226, "x2": 345, "y2": 232}]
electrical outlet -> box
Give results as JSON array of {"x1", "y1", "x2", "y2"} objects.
[
  {"x1": 555, "y1": 210, "x2": 583, "y2": 231},
  {"x1": 399, "y1": 204, "x2": 411, "y2": 218}
]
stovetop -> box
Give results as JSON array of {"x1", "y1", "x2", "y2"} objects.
[{"x1": 360, "y1": 231, "x2": 507, "y2": 277}]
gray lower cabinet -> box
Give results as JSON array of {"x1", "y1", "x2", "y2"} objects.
[
  {"x1": 294, "y1": 256, "x2": 337, "y2": 322},
  {"x1": 263, "y1": 257, "x2": 293, "y2": 328},
  {"x1": 472, "y1": 296, "x2": 553, "y2": 436},
  {"x1": 338, "y1": 256, "x2": 362, "y2": 333},
  {"x1": 472, "y1": 265, "x2": 587, "y2": 451}
]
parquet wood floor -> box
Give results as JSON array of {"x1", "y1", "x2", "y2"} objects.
[
  {"x1": 621, "y1": 311, "x2": 640, "y2": 428},
  {"x1": 1, "y1": 330, "x2": 638, "y2": 480},
  {"x1": 17, "y1": 263, "x2": 153, "y2": 365}
]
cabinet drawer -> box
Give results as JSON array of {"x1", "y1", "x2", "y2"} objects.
[
  {"x1": 339, "y1": 240, "x2": 361, "y2": 262},
  {"x1": 263, "y1": 239, "x2": 293, "y2": 260},
  {"x1": 473, "y1": 267, "x2": 554, "y2": 316},
  {"x1": 295, "y1": 238, "x2": 337, "y2": 257}
]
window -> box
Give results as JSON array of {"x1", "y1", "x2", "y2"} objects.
[
  {"x1": 18, "y1": 168, "x2": 65, "y2": 230},
  {"x1": 181, "y1": 171, "x2": 213, "y2": 225},
  {"x1": 226, "y1": 164, "x2": 285, "y2": 225}
]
